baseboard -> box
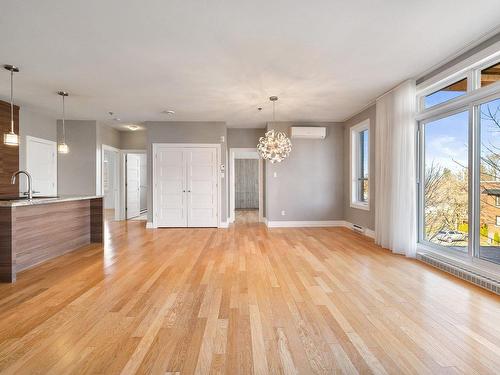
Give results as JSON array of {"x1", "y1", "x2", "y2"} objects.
[
  {"x1": 219, "y1": 221, "x2": 229, "y2": 228},
  {"x1": 146, "y1": 222, "x2": 155, "y2": 229},
  {"x1": 266, "y1": 220, "x2": 347, "y2": 228}
]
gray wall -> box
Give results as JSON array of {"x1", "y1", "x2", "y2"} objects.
[
  {"x1": 343, "y1": 105, "x2": 376, "y2": 231},
  {"x1": 120, "y1": 130, "x2": 147, "y2": 150},
  {"x1": 265, "y1": 122, "x2": 344, "y2": 222},
  {"x1": 18, "y1": 107, "x2": 57, "y2": 190},
  {"x1": 57, "y1": 120, "x2": 97, "y2": 195},
  {"x1": 227, "y1": 128, "x2": 265, "y2": 149},
  {"x1": 145, "y1": 121, "x2": 227, "y2": 223}
]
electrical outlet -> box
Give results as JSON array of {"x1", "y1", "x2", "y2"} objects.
[{"x1": 281, "y1": 210, "x2": 286, "y2": 216}]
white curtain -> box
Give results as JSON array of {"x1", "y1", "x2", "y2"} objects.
[{"x1": 375, "y1": 80, "x2": 417, "y2": 257}]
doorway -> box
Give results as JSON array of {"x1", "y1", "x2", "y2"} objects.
[
  {"x1": 229, "y1": 148, "x2": 263, "y2": 224},
  {"x1": 26, "y1": 136, "x2": 57, "y2": 196},
  {"x1": 125, "y1": 152, "x2": 147, "y2": 220},
  {"x1": 102, "y1": 146, "x2": 119, "y2": 221}
]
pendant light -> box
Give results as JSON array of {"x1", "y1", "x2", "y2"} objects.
[
  {"x1": 57, "y1": 91, "x2": 69, "y2": 154},
  {"x1": 257, "y1": 96, "x2": 292, "y2": 163},
  {"x1": 3, "y1": 65, "x2": 20, "y2": 146}
]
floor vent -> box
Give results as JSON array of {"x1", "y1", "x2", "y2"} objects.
[
  {"x1": 417, "y1": 253, "x2": 500, "y2": 295},
  {"x1": 352, "y1": 224, "x2": 365, "y2": 234}
]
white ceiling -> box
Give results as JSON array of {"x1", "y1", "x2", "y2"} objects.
[{"x1": 0, "y1": 0, "x2": 499, "y2": 128}]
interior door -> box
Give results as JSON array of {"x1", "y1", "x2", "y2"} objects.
[
  {"x1": 126, "y1": 154, "x2": 141, "y2": 219},
  {"x1": 186, "y1": 148, "x2": 218, "y2": 227},
  {"x1": 155, "y1": 148, "x2": 187, "y2": 227},
  {"x1": 26, "y1": 136, "x2": 57, "y2": 196}
]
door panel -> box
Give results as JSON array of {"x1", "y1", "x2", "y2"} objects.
[
  {"x1": 186, "y1": 148, "x2": 218, "y2": 227},
  {"x1": 155, "y1": 146, "x2": 218, "y2": 228},
  {"x1": 26, "y1": 137, "x2": 57, "y2": 196},
  {"x1": 126, "y1": 154, "x2": 141, "y2": 219},
  {"x1": 156, "y1": 148, "x2": 187, "y2": 227}
]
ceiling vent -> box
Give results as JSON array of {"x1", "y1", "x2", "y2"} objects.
[{"x1": 289, "y1": 127, "x2": 326, "y2": 139}]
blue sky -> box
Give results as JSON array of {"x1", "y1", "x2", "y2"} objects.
[{"x1": 424, "y1": 96, "x2": 500, "y2": 173}]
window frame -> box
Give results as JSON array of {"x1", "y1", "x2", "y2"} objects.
[
  {"x1": 350, "y1": 119, "x2": 370, "y2": 211},
  {"x1": 416, "y1": 44, "x2": 500, "y2": 272}
]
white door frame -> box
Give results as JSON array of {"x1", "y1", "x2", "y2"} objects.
[
  {"x1": 152, "y1": 143, "x2": 222, "y2": 228},
  {"x1": 119, "y1": 149, "x2": 147, "y2": 221},
  {"x1": 229, "y1": 148, "x2": 263, "y2": 223},
  {"x1": 26, "y1": 136, "x2": 57, "y2": 195},
  {"x1": 101, "y1": 144, "x2": 120, "y2": 221}
]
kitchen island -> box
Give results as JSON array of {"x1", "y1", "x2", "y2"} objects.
[{"x1": 0, "y1": 195, "x2": 103, "y2": 282}]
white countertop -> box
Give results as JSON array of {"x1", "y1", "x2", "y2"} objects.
[{"x1": 0, "y1": 195, "x2": 103, "y2": 207}]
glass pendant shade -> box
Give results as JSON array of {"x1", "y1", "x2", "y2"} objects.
[
  {"x1": 58, "y1": 91, "x2": 70, "y2": 154},
  {"x1": 57, "y1": 142, "x2": 69, "y2": 154},
  {"x1": 4, "y1": 130, "x2": 19, "y2": 146},
  {"x1": 257, "y1": 129, "x2": 292, "y2": 163},
  {"x1": 3, "y1": 65, "x2": 19, "y2": 146}
]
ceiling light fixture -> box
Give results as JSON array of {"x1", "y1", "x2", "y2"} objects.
[
  {"x1": 3, "y1": 65, "x2": 20, "y2": 146},
  {"x1": 162, "y1": 110, "x2": 175, "y2": 115},
  {"x1": 127, "y1": 125, "x2": 140, "y2": 131},
  {"x1": 57, "y1": 91, "x2": 70, "y2": 154},
  {"x1": 257, "y1": 96, "x2": 292, "y2": 163}
]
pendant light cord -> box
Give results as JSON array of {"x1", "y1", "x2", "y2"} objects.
[
  {"x1": 10, "y1": 69, "x2": 14, "y2": 133},
  {"x1": 62, "y1": 94, "x2": 66, "y2": 142},
  {"x1": 273, "y1": 100, "x2": 275, "y2": 121}
]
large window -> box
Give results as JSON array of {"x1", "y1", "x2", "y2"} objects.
[
  {"x1": 418, "y1": 53, "x2": 500, "y2": 268},
  {"x1": 422, "y1": 111, "x2": 469, "y2": 252},
  {"x1": 350, "y1": 120, "x2": 369, "y2": 210}
]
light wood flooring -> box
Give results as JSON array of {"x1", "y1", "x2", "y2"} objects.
[{"x1": 0, "y1": 216, "x2": 499, "y2": 374}]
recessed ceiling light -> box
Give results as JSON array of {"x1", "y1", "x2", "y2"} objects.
[
  {"x1": 127, "y1": 125, "x2": 140, "y2": 131},
  {"x1": 161, "y1": 110, "x2": 175, "y2": 115}
]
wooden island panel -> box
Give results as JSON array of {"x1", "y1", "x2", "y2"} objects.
[{"x1": 0, "y1": 197, "x2": 103, "y2": 282}]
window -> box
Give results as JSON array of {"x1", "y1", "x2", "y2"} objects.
[
  {"x1": 480, "y1": 62, "x2": 500, "y2": 87},
  {"x1": 418, "y1": 52, "x2": 500, "y2": 268},
  {"x1": 422, "y1": 111, "x2": 469, "y2": 253},
  {"x1": 351, "y1": 120, "x2": 369, "y2": 210},
  {"x1": 424, "y1": 78, "x2": 467, "y2": 109}
]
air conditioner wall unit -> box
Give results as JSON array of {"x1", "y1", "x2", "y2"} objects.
[{"x1": 289, "y1": 126, "x2": 327, "y2": 139}]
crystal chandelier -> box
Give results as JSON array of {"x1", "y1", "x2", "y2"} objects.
[{"x1": 257, "y1": 96, "x2": 292, "y2": 163}]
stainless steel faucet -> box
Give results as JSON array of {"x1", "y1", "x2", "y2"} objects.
[{"x1": 11, "y1": 170, "x2": 33, "y2": 200}]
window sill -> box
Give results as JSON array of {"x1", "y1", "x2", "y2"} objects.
[
  {"x1": 350, "y1": 202, "x2": 370, "y2": 211},
  {"x1": 417, "y1": 243, "x2": 500, "y2": 281}
]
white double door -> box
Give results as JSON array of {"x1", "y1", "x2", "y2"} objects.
[{"x1": 155, "y1": 146, "x2": 218, "y2": 227}]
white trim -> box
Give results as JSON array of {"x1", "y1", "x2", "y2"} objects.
[
  {"x1": 229, "y1": 148, "x2": 263, "y2": 223},
  {"x1": 219, "y1": 221, "x2": 229, "y2": 228},
  {"x1": 265, "y1": 219, "x2": 376, "y2": 239},
  {"x1": 146, "y1": 221, "x2": 154, "y2": 229},
  {"x1": 266, "y1": 220, "x2": 347, "y2": 228},
  {"x1": 350, "y1": 119, "x2": 370, "y2": 211},
  {"x1": 152, "y1": 143, "x2": 222, "y2": 228},
  {"x1": 25, "y1": 136, "x2": 58, "y2": 196}
]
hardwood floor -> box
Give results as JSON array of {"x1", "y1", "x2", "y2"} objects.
[{"x1": 0, "y1": 218, "x2": 499, "y2": 374}]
